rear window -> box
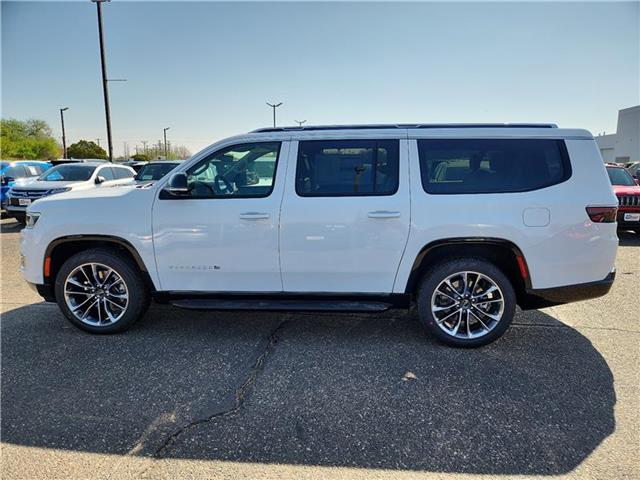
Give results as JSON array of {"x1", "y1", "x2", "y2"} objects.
[
  {"x1": 296, "y1": 139, "x2": 399, "y2": 196},
  {"x1": 417, "y1": 139, "x2": 571, "y2": 194}
]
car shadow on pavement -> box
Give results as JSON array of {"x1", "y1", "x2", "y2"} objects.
[{"x1": 1, "y1": 302, "x2": 615, "y2": 475}]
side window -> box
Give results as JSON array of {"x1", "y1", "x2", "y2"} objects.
[
  {"x1": 296, "y1": 139, "x2": 399, "y2": 196},
  {"x1": 99, "y1": 167, "x2": 115, "y2": 181},
  {"x1": 114, "y1": 167, "x2": 133, "y2": 179},
  {"x1": 417, "y1": 139, "x2": 571, "y2": 194},
  {"x1": 185, "y1": 142, "x2": 280, "y2": 198}
]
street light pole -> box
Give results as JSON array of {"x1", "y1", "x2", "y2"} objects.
[
  {"x1": 266, "y1": 102, "x2": 282, "y2": 128},
  {"x1": 295, "y1": 119, "x2": 307, "y2": 127},
  {"x1": 92, "y1": 0, "x2": 113, "y2": 162},
  {"x1": 163, "y1": 127, "x2": 170, "y2": 159},
  {"x1": 60, "y1": 107, "x2": 69, "y2": 158}
]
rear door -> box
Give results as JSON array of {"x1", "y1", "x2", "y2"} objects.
[{"x1": 279, "y1": 137, "x2": 410, "y2": 293}]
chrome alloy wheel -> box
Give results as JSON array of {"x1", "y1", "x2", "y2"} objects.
[
  {"x1": 63, "y1": 263, "x2": 129, "y2": 326},
  {"x1": 430, "y1": 271, "x2": 505, "y2": 339}
]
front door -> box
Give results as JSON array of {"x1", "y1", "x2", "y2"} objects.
[
  {"x1": 280, "y1": 138, "x2": 410, "y2": 293},
  {"x1": 152, "y1": 141, "x2": 288, "y2": 292}
]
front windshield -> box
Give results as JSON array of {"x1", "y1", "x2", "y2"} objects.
[
  {"x1": 135, "y1": 163, "x2": 178, "y2": 181},
  {"x1": 606, "y1": 167, "x2": 636, "y2": 186},
  {"x1": 39, "y1": 165, "x2": 96, "y2": 182}
]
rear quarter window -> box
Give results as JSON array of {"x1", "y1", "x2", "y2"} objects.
[{"x1": 417, "y1": 138, "x2": 571, "y2": 194}]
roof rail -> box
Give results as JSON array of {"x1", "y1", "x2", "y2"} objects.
[{"x1": 251, "y1": 123, "x2": 558, "y2": 133}]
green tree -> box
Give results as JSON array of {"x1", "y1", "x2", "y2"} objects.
[
  {"x1": 66, "y1": 140, "x2": 107, "y2": 160},
  {"x1": 0, "y1": 118, "x2": 61, "y2": 160},
  {"x1": 131, "y1": 153, "x2": 151, "y2": 162}
]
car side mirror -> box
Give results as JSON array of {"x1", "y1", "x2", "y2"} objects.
[
  {"x1": 635, "y1": 178, "x2": 640, "y2": 186},
  {"x1": 95, "y1": 175, "x2": 106, "y2": 184},
  {"x1": 166, "y1": 172, "x2": 190, "y2": 194}
]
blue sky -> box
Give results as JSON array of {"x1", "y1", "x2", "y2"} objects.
[{"x1": 2, "y1": 1, "x2": 639, "y2": 156}]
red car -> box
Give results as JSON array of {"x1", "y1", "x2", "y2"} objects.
[{"x1": 606, "y1": 164, "x2": 640, "y2": 235}]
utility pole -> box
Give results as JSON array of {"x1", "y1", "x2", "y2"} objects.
[
  {"x1": 92, "y1": 0, "x2": 114, "y2": 162},
  {"x1": 163, "y1": 127, "x2": 170, "y2": 159},
  {"x1": 95, "y1": 138, "x2": 101, "y2": 146},
  {"x1": 266, "y1": 102, "x2": 282, "y2": 128},
  {"x1": 141, "y1": 140, "x2": 148, "y2": 154},
  {"x1": 295, "y1": 119, "x2": 307, "y2": 127},
  {"x1": 59, "y1": 107, "x2": 69, "y2": 158}
]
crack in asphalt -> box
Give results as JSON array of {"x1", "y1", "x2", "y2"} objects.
[{"x1": 142, "y1": 317, "x2": 291, "y2": 466}]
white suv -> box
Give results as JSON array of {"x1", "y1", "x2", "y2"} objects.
[
  {"x1": 6, "y1": 162, "x2": 135, "y2": 224},
  {"x1": 20, "y1": 124, "x2": 618, "y2": 347}
]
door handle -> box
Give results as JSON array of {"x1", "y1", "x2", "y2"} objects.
[
  {"x1": 367, "y1": 210, "x2": 401, "y2": 219},
  {"x1": 239, "y1": 212, "x2": 270, "y2": 220}
]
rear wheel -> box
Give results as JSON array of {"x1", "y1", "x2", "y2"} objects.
[
  {"x1": 416, "y1": 257, "x2": 516, "y2": 347},
  {"x1": 54, "y1": 248, "x2": 150, "y2": 333}
]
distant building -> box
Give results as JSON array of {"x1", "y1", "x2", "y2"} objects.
[{"x1": 595, "y1": 105, "x2": 640, "y2": 163}]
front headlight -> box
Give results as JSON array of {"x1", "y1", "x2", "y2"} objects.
[
  {"x1": 48, "y1": 187, "x2": 71, "y2": 195},
  {"x1": 25, "y1": 212, "x2": 41, "y2": 229}
]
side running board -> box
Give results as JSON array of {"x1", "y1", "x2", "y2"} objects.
[{"x1": 170, "y1": 299, "x2": 392, "y2": 312}]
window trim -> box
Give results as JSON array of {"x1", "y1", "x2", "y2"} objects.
[
  {"x1": 295, "y1": 139, "x2": 400, "y2": 198},
  {"x1": 160, "y1": 141, "x2": 282, "y2": 200},
  {"x1": 417, "y1": 138, "x2": 572, "y2": 195}
]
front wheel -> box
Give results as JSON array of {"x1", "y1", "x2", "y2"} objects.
[
  {"x1": 54, "y1": 248, "x2": 150, "y2": 334},
  {"x1": 416, "y1": 258, "x2": 516, "y2": 347}
]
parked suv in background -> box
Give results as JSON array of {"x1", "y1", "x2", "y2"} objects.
[
  {"x1": 20, "y1": 124, "x2": 618, "y2": 347},
  {"x1": 1, "y1": 160, "x2": 51, "y2": 212},
  {"x1": 606, "y1": 163, "x2": 640, "y2": 234},
  {"x1": 6, "y1": 162, "x2": 135, "y2": 224},
  {"x1": 134, "y1": 161, "x2": 181, "y2": 183}
]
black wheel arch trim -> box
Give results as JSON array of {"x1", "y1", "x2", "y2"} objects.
[
  {"x1": 43, "y1": 235, "x2": 149, "y2": 283},
  {"x1": 404, "y1": 237, "x2": 531, "y2": 294}
]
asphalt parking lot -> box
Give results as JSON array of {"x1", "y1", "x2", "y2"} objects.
[{"x1": 1, "y1": 217, "x2": 638, "y2": 480}]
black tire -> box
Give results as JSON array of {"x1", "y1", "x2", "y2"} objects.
[
  {"x1": 54, "y1": 248, "x2": 150, "y2": 334},
  {"x1": 416, "y1": 257, "x2": 516, "y2": 347}
]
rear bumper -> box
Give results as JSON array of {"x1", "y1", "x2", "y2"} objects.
[{"x1": 520, "y1": 271, "x2": 615, "y2": 309}]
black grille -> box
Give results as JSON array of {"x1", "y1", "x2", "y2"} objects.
[{"x1": 618, "y1": 195, "x2": 640, "y2": 207}]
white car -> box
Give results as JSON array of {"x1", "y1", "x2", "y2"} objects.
[
  {"x1": 20, "y1": 124, "x2": 618, "y2": 347},
  {"x1": 6, "y1": 162, "x2": 135, "y2": 224}
]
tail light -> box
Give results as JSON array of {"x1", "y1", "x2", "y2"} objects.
[{"x1": 586, "y1": 206, "x2": 618, "y2": 223}]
